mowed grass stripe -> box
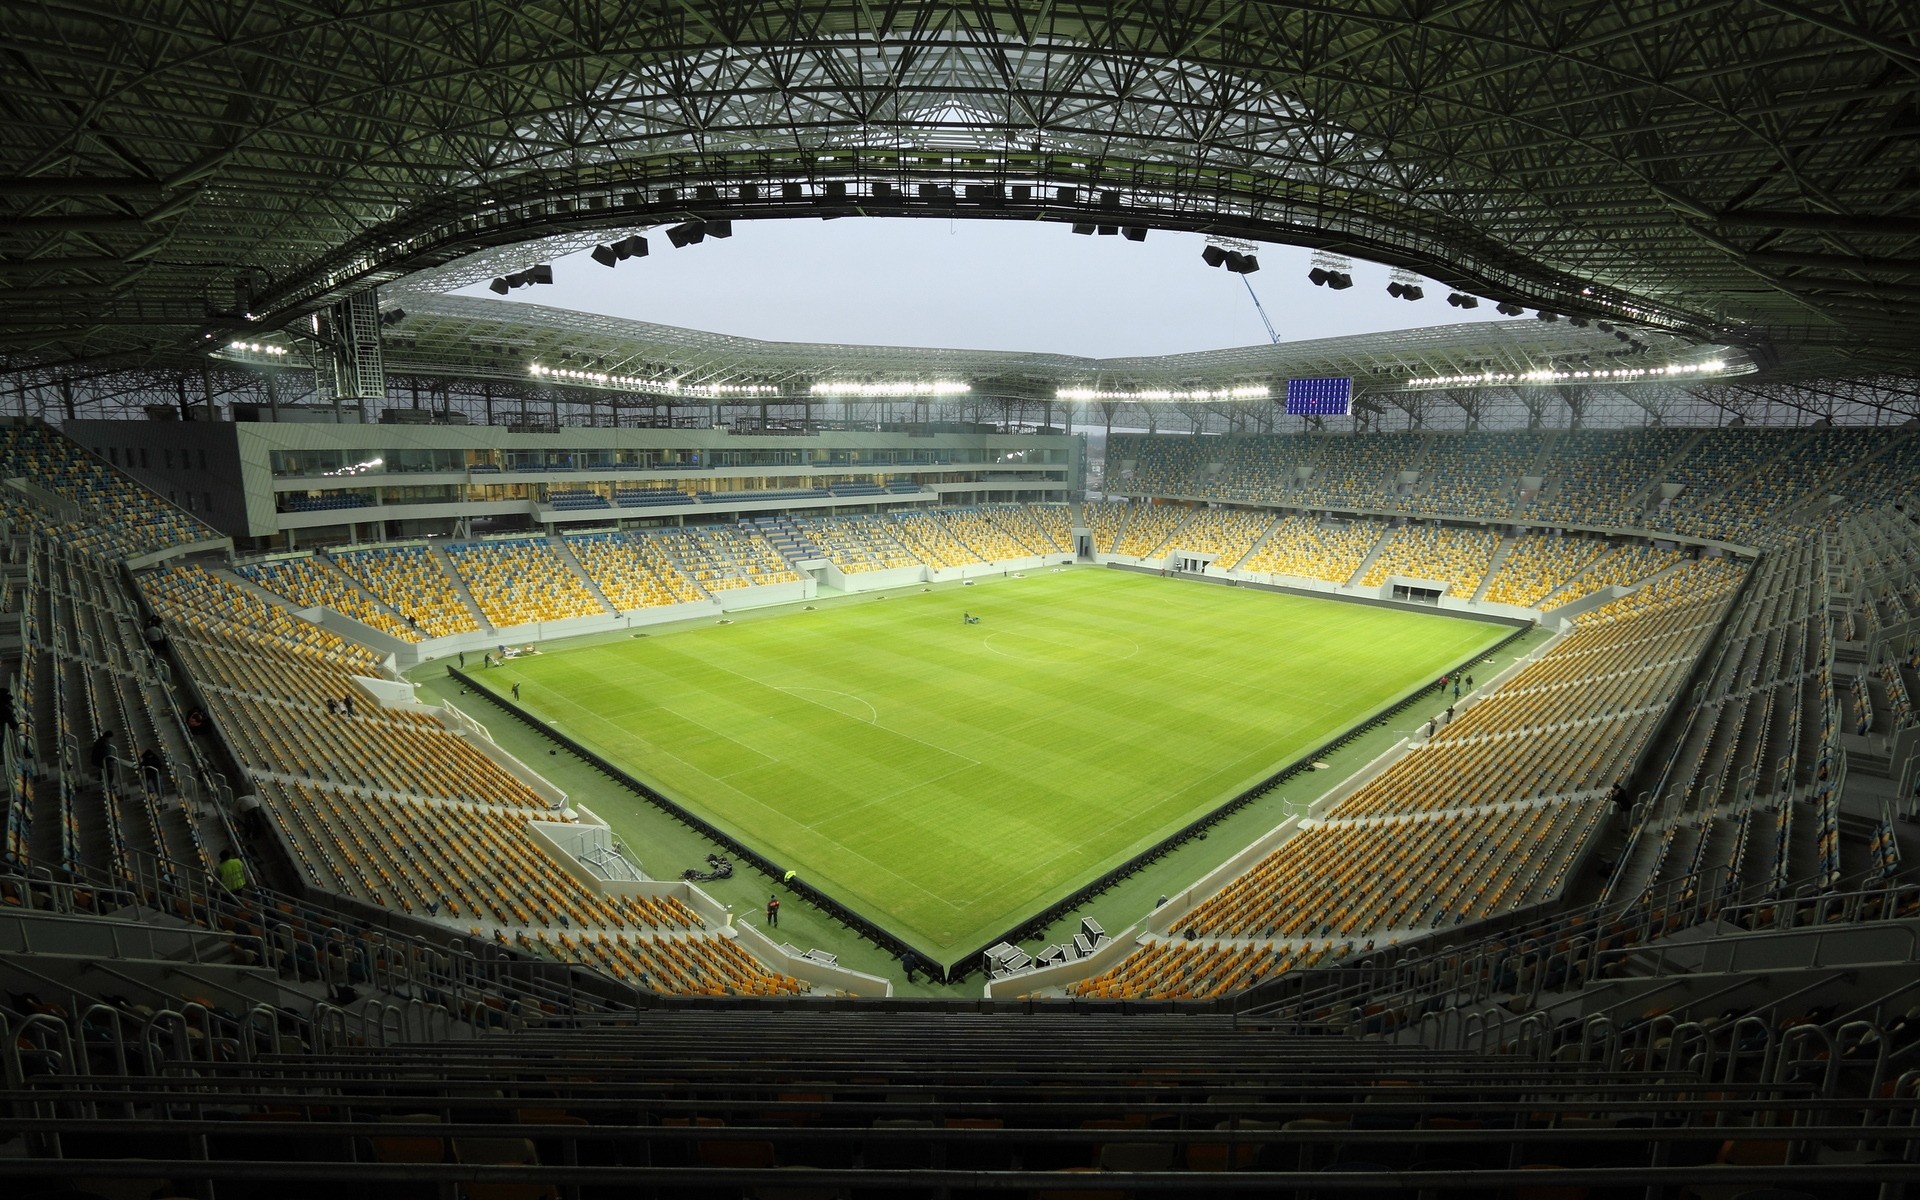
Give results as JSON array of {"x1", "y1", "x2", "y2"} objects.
[{"x1": 485, "y1": 569, "x2": 1504, "y2": 954}]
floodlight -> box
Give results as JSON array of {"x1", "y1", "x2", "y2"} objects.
[
  {"x1": 1097, "y1": 225, "x2": 1118, "y2": 235},
  {"x1": 1123, "y1": 226, "x2": 1147, "y2": 242},
  {"x1": 666, "y1": 222, "x2": 704, "y2": 247},
  {"x1": 489, "y1": 277, "x2": 510, "y2": 294},
  {"x1": 1203, "y1": 245, "x2": 1229, "y2": 268},
  {"x1": 1446, "y1": 293, "x2": 1479, "y2": 308},
  {"x1": 1309, "y1": 267, "x2": 1329, "y2": 286},
  {"x1": 591, "y1": 243, "x2": 619, "y2": 267},
  {"x1": 528, "y1": 263, "x2": 553, "y2": 285},
  {"x1": 1326, "y1": 271, "x2": 1352, "y2": 289},
  {"x1": 1071, "y1": 223, "x2": 1096, "y2": 235},
  {"x1": 706, "y1": 219, "x2": 733, "y2": 239},
  {"x1": 1495, "y1": 301, "x2": 1524, "y2": 316},
  {"x1": 616, "y1": 234, "x2": 648, "y2": 259}
]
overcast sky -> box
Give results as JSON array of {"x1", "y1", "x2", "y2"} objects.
[{"x1": 456, "y1": 218, "x2": 1509, "y2": 359}]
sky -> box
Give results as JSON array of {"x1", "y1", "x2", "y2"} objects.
[{"x1": 454, "y1": 218, "x2": 1510, "y2": 359}]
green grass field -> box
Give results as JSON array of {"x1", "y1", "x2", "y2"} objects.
[{"x1": 473, "y1": 569, "x2": 1505, "y2": 958}]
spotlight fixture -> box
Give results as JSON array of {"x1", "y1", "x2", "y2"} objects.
[
  {"x1": 1203, "y1": 245, "x2": 1229, "y2": 268},
  {"x1": 1122, "y1": 226, "x2": 1147, "y2": 242},
  {"x1": 1536, "y1": 311, "x2": 1560, "y2": 321},
  {"x1": 1495, "y1": 301, "x2": 1525, "y2": 316},
  {"x1": 1386, "y1": 281, "x2": 1423, "y2": 301},
  {"x1": 1071, "y1": 223, "x2": 1096, "y2": 235},
  {"x1": 1307, "y1": 266, "x2": 1351, "y2": 288},
  {"x1": 666, "y1": 222, "x2": 706, "y2": 248},
  {"x1": 590, "y1": 234, "x2": 650, "y2": 267},
  {"x1": 707, "y1": 219, "x2": 733, "y2": 239},
  {"x1": 1596, "y1": 321, "x2": 1615, "y2": 333},
  {"x1": 1225, "y1": 251, "x2": 1259, "y2": 274},
  {"x1": 1446, "y1": 293, "x2": 1479, "y2": 308},
  {"x1": 489, "y1": 263, "x2": 554, "y2": 293},
  {"x1": 1568, "y1": 316, "x2": 1589, "y2": 327}
]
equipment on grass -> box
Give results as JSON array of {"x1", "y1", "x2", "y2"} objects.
[{"x1": 683, "y1": 853, "x2": 733, "y2": 883}]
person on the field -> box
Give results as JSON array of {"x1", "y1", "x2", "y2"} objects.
[{"x1": 766, "y1": 894, "x2": 780, "y2": 928}]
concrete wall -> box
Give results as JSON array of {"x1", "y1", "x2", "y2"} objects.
[{"x1": 824, "y1": 562, "x2": 928, "y2": 593}]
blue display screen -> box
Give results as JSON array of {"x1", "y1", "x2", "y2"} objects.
[{"x1": 1285, "y1": 377, "x2": 1352, "y2": 416}]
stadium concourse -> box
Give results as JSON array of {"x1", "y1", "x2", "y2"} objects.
[{"x1": 3, "y1": 410, "x2": 1920, "y2": 1194}]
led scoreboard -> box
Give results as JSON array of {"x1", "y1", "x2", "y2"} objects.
[{"x1": 1285, "y1": 376, "x2": 1353, "y2": 416}]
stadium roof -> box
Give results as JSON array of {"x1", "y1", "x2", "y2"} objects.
[
  {"x1": 259, "y1": 290, "x2": 1741, "y2": 406},
  {"x1": 4, "y1": 1, "x2": 1918, "y2": 384}
]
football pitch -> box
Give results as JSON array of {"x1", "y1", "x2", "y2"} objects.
[{"x1": 473, "y1": 569, "x2": 1506, "y2": 958}]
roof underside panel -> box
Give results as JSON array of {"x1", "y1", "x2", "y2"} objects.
[{"x1": 2, "y1": 1, "x2": 1916, "y2": 378}]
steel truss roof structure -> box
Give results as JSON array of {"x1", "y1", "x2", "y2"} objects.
[{"x1": 3, "y1": 0, "x2": 1917, "y2": 419}]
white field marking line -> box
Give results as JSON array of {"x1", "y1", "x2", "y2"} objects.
[
  {"x1": 980, "y1": 630, "x2": 1141, "y2": 662},
  {"x1": 525, "y1": 681, "x2": 778, "y2": 780},
  {"x1": 773, "y1": 685, "x2": 878, "y2": 724},
  {"x1": 697, "y1": 654, "x2": 982, "y2": 768},
  {"x1": 534, "y1": 686, "x2": 949, "y2": 914},
  {"x1": 795, "y1": 761, "x2": 979, "y2": 834},
  {"x1": 786, "y1": 808, "x2": 975, "y2": 918}
]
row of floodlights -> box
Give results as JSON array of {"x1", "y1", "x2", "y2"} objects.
[
  {"x1": 809, "y1": 381, "x2": 971, "y2": 397},
  {"x1": 1055, "y1": 386, "x2": 1271, "y2": 402},
  {"x1": 528, "y1": 364, "x2": 777, "y2": 394},
  {"x1": 227, "y1": 341, "x2": 288, "y2": 355},
  {"x1": 1408, "y1": 360, "x2": 1730, "y2": 387}
]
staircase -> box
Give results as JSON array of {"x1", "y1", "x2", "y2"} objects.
[
  {"x1": 1141, "y1": 510, "x2": 1199, "y2": 559},
  {"x1": 1625, "y1": 429, "x2": 1705, "y2": 521},
  {"x1": 1344, "y1": 523, "x2": 1397, "y2": 588},
  {"x1": 1472, "y1": 535, "x2": 1518, "y2": 603},
  {"x1": 552, "y1": 537, "x2": 618, "y2": 613},
  {"x1": 428, "y1": 544, "x2": 494, "y2": 632},
  {"x1": 1230, "y1": 518, "x2": 1288, "y2": 571},
  {"x1": 751, "y1": 514, "x2": 826, "y2": 565},
  {"x1": 315, "y1": 551, "x2": 413, "y2": 624}
]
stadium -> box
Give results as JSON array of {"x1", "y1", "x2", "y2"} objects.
[{"x1": 2, "y1": 2, "x2": 1919, "y2": 1196}]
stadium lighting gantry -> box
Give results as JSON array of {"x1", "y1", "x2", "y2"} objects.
[
  {"x1": 1407, "y1": 360, "x2": 1733, "y2": 388},
  {"x1": 528, "y1": 363, "x2": 777, "y2": 395},
  {"x1": 809, "y1": 381, "x2": 971, "y2": 397},
  {"x1": 1056, "y1": 386, "x2": 1271, "y2": 402}
]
